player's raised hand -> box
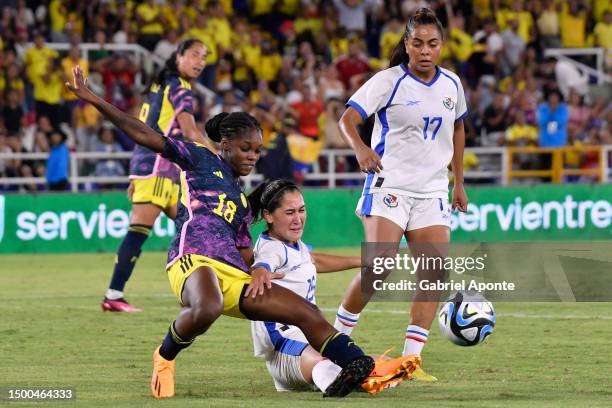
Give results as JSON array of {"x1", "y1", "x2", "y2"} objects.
[
  {"x1": 245, "y1": 267, "x2": 285, "y2": 298},
  {"x1": 355, "y1": 145, "x2": 383, "y2": 173},
  {"x1": 452, "y1": 183, "x2": 468, "y2": 212},
  {"x1": 65, "y1": 66, "x2": 94, "y2": 102}
]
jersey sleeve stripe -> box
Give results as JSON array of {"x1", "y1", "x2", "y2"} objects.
[
  {"x1": 385, "y1": 73, "x2": 409, "y2": 107},
  {"x1": 167, "y1": 172, "x2": 194, "y2": 268},
  {"x1": 440, "y1": 71, "x2": 459, "y2": 92},
  {"x1": 280, "y1": 245, "x2": 288, "y2": 269},
  {"x1": 170, "y1": 88, "x2": 189, "y2": 103},
  {"x1": 374, "y1": 109, "x2": 390, "y2": 156},
  {"x1": 347, "y1": 100, "x2": 368, "y2": 120},
  {"x1": 253, "y1": 262, "x2": 272, "y2": 271},
  {"x1": 360, "y1": 108, "x2": 390, "y2": 207},
  {"x1": 456, "y1": 110, "x2": 468, "y2": 121}
]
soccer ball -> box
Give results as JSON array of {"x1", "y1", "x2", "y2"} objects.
[{"x1": 438, "y1": 290, "x2": 495, "y2": 346}]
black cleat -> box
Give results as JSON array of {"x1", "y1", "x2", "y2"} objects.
[{"x1": 323, "y1": 356, "x2": 375, "y2": 398}]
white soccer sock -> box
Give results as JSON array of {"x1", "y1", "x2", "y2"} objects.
[
  {"x1": 403, "y1": 325, "x2": 429, "y2": 356},
  {"x1": 312, "y1": 358, "x2": 343, "y2": 393},
  {"x1": 333, "y1": 305, "x2": 360, "y2": 336},
  {"x1": 105, "y1": 289, "x2": 124, "y2": 300}
]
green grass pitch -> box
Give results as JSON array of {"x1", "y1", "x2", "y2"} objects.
[{"x1": 1, "y1": 251, "x2": 612, "y2": 407}]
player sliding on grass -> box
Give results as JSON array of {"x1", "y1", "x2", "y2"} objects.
[
  {"x1": 248, "y1": 179, "x2": 418, "y2": 396},
  {"x1": 333, "y1": 7, "x2": 469, "y2": 381},
  {"x1": 66, "y1": 67, "x2": 415, "y2": 399}
]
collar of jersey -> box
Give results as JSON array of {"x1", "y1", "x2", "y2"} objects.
[
  {"x1": 191, "y1": 143, "x2": 239, "y2": 178},
  {"x1": 260, "y1": 232, "x2": 300, "y2": 251},
  {"x1": 401, "y1": 63, "x2": 441, "y2": 87}
]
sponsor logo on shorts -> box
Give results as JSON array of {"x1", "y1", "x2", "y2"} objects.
[{"x1": 383, "y1": 194, "x2": 399, "y2": 208}]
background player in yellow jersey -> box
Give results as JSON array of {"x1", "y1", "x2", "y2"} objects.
[{"x1": 102, "y1": 39, "x2": 213, "y2": 312}]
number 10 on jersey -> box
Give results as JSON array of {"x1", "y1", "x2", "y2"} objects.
[{"x1": 423, "y1": 116, "x2": 442, "y2": 140}]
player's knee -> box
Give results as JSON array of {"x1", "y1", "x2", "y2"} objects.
[{"x1": 190, "y1": 299, "x2": 223, "y2": 328}]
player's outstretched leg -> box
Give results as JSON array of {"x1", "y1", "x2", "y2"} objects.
[
  {"x1": 151, "y1": 266, "x2": 224, "y2": 398},
  {"x1": 151, "y1": 345, "x2": 176, "y2": 397},
  {"x1": 361, "y1": 350, "x2": 420, "y2": 395},
  {"x1": 241, "y1": 284, "x2": 374, "y2": 398}
]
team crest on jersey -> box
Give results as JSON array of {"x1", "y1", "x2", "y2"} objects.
[
  {"x1": 383, "y1": 194, "x2": 398, "y2": 208},
  {"x1": 443, "y1": 96, "x2": 455, "y2": 111},
  {"x1": 213, "y1": 170, "x2": 223, "y2": 179}
]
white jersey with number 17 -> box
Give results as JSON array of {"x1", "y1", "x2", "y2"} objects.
[{"x1": 347, "y1": 65, "x2": 467, "y2": 201}]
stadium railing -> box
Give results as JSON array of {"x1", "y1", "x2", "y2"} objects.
[
  {"x1": 506, "y1": 146, "x2": 608, "y2": 183},
  {"x1": 2, "y1": 146, "x2": 611, "y2": 191},
  {"x1": 543, "y1": 48, "x2": 612, "y2": 85}
]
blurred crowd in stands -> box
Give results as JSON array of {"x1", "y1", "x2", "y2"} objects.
[{"x1": 0, "y1": 0, "x2": 610, "y2": 191}]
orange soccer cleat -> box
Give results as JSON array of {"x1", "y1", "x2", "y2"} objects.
[
  {"x1": 361, "y1": 349, "x2": 420, "y2": 396},
  {"x1": 151, "y1": 346, "x2": 176, "y2": 398}
]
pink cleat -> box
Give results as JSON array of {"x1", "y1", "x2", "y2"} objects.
[{"x1": 101, "y1": 297, "x2": 143, "y2": 312}]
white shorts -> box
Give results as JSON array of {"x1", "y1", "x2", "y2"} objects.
[
  {"x1": 265, "y1": 351, "x2": 316, "y2": 392},
  {"x1": 356, "y1": 192, "x2": 451, "y2": 231}
]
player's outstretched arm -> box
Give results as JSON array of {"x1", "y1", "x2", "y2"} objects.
[
  {"x1": 311, "y1": 253, "x2": 360, "y2": 273},
  {"x1": 65, "y1": 66, "x2": 165, "y2": 153}
]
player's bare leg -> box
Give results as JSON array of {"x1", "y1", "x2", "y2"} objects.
[
  {"x1": 151, "y1": 267, "x2": 224, "y2": 398},
  {"x1": 334, "y1": 216, "x2": 404, "y2": 334},
  {"x1": 403, "y1": 225, "x2": 450, "y2": 382}
]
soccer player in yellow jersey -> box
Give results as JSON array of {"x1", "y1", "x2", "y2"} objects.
[{"x1": 102, "y1": 40, "x2": 213, "y2": 312}]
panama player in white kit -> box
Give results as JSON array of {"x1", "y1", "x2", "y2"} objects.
[
  {"x1": 332, "y1": 8, "x2": 469, "y2": 381},
  {"x1": 248, "y1": 180, "x2": 419, "y2": 395}
]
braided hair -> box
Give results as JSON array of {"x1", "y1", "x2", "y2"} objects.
[
  {"x1": 204, "y1": 112, "x2": 262, "y2": 142},
  {"x1": 388, "y1": 8, "x2": 445, "y2": 67},
  {"x1": 248, "y1": 179, "x2": 300, "y2": 223}
]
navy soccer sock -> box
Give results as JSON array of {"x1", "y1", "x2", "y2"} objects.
[
  {"x1": 159, "y1": 322, "x2": 193, "y2": 361},
  {"x1": 108, "y1": 224, "x2": 151, "y2": 292},
  {"x1": 318, "y1": 332, "x2": 365, "y2": 368}
]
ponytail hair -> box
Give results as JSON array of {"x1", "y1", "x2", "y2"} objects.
[
  {"x1": 149, "y1": 38, "x2": 203, "y2": 87},
  {"x1": 389, "y1": 7, "x2": 445, "y2": 68},
  {"x1": 388, "y1": 39, "x2": 409, "y2": 68},
  {"x1": 204, "y1": 111, "x2": 261, "y2": 143},
  {"x1": 248, "y1": 179, "x2": 300, "y2": 223}
]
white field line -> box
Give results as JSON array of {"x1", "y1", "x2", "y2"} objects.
[{"x1": 4, "y1": 294, "x2": 612, "y2": 320}]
